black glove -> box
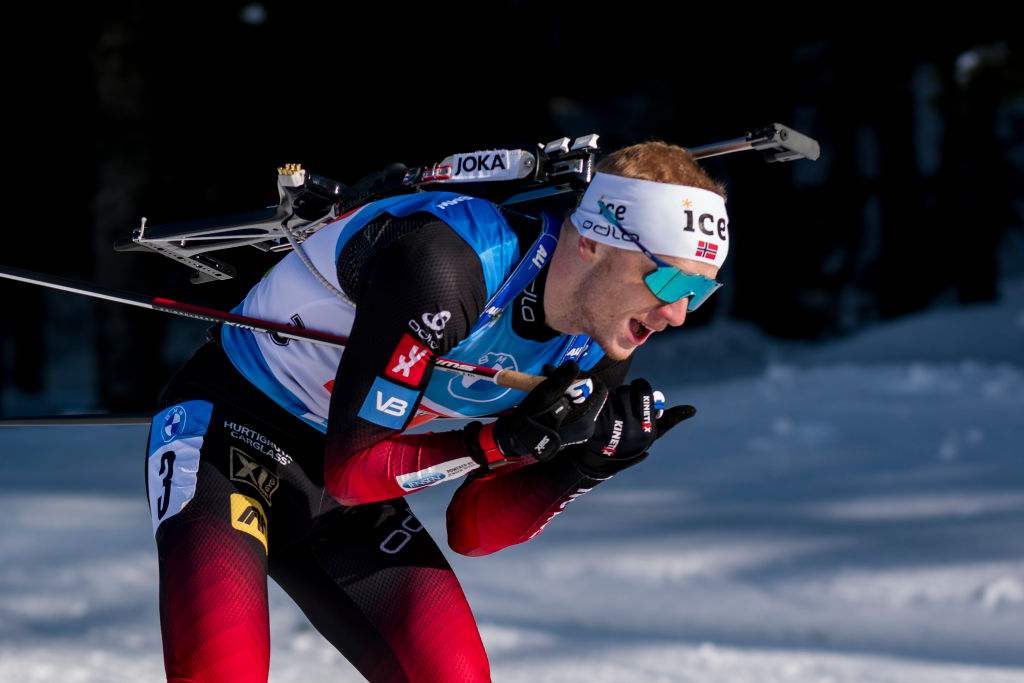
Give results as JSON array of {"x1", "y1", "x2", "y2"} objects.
[
  {"x1": 569, "y1": 378, "x2": 695, "y2": 477},
  {"x1": 542, "y1": 364, "x2": 608, "y2": 449},
  {"x1": 472, "y1": 361, "x2": 607, "y2": 466}
]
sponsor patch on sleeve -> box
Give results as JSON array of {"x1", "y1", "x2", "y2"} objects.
[
  {"x1": 147, "y1": 400, "x2": 212, "y2": 534},
  {"x1": 230, "y1": 493, "x2": 269, "y2": 554},
  {"x1": 384, "y1": 333, "x2": 433, "y2": 386},
  {"x1": 357, "y1": 377, "x2": 422, "y2": 429},
  {"x1": 395, "y1": 457, "x2": 480, "y2": 490},
  {"x1": 229, "y1": 447, "x2": 279, "y2": 505}
]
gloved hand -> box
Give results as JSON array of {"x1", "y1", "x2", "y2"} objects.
[
  {"x1": 471, "y1": 361, "x2": 607, "y2": 466},
  {"x1": 569, "y1": 378, "x2": 695, "y2": 477}
]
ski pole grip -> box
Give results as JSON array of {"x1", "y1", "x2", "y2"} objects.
[{"x1": 493, "y1": 369, "x2": 545, "y2": 392}]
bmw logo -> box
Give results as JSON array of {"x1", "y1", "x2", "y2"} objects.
[
  {"x1": 447, "y1": 351, "x2": 516, "y2": 403},
  {"x1": 161, "y1": 405, "x2": 187, "y2": 443}
]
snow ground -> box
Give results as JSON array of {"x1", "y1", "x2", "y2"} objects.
[{"x1": 1, "y1": 279, "x2": 1023, "y2": 682}]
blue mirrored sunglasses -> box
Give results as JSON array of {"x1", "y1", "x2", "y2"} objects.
[{"x1": 597, "y1": 201, "x2": 722, "y2": 311}]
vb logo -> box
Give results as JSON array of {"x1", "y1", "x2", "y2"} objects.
[
  {"x1": 358, "y1": 377, "x2": 422, "y2": 428},
  {"x1": 375, "y1": 392, "x2": 409, "y2": 417}
]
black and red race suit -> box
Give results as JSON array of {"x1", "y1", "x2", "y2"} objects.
[{"x1": 145, "y1": 195, "x2": 630, "y2": 682}]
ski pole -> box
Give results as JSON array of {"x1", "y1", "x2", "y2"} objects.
[{"x1": 0, "y1": 265, "x2": 544, "y2": 392}]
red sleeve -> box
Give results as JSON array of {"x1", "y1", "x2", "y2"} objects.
[
  {"x1": 324, "y1": 220, "x2": 490, "y2": 506},
  {"x1": 443, "y1": 350, "x2": 632, "y2": 555},
  {"x1": 326, "y1": 430, "x2": 486, "y2": 506},
  {"x1": 445, "y1": 455, "x2": 605, "y2": 556}
]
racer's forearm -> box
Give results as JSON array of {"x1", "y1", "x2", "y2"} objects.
[
  {"x1": 445, "y1": 455, "x2": 603, "y2": 556},
  {"x1": 325, "y1": 429, "x2": 484, "y2": 505}
]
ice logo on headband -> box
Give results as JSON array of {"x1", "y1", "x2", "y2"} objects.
[
  {"x1": 679, "y1": 199, "x2": 728, "y2": 238},
  {"x1": 570, "y1": 172, "x2": 730, "y2": 265},
  {"x1": 582, "y1": 196, "x2": 630, "y2": 242},
  {"x1": 678, "y1": 198, "x2": 728, "y2": 262}
]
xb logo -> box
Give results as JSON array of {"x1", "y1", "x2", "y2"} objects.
[
  {"x1": 385, "y1": 334, "x2": 433, "y2": 386},
  {"x1": 392, "y1": 344, "x2": 429, "y2": 378}
]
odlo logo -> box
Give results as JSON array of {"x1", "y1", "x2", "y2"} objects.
[
  {"x1": 422, "y1": 311, "x2": 450, "y2": 335},
  {"x1": 231, "y1": 493, "x2": 268, "y2": 554},
  {"x1": 408, "y1": 310, "x2": 450, "y2": 350}
]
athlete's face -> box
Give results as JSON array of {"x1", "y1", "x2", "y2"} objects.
[{"x1": 573, "y1": 240, "x2": 718, "y2": 360}]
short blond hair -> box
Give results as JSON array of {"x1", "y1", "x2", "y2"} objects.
[{"x1": 596, "y1": 140, "x2": 726, "y2": 200}]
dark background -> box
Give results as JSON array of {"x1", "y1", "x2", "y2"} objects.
[{"x1": 2, "y1": 2, "x2": 1022, "y2": 415}]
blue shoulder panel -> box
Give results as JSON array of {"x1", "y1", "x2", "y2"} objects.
[{"x1": 334, "y1": 193, "x2": 520, "y2": 300}]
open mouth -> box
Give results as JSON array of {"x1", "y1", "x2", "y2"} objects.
[{"x1": 630, "y1": 318, "x2": 653, "y2": 344}]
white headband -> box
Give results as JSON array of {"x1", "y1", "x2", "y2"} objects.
[{"x1": 570, "y1": 172, "x2": 729, "y2": 266}]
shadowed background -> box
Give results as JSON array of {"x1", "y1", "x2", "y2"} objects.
[{"x1": 2, "y1": 2, "x2": 1022, "y2": 415}]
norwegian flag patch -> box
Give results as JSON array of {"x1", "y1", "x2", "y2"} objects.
[{"x1": 695, "y1": 241, "x2": 719, "y2": 260}]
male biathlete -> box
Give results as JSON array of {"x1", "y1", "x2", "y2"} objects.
[{"x1": 145, "y1": 140, "x2": 729, "y2": 682}]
